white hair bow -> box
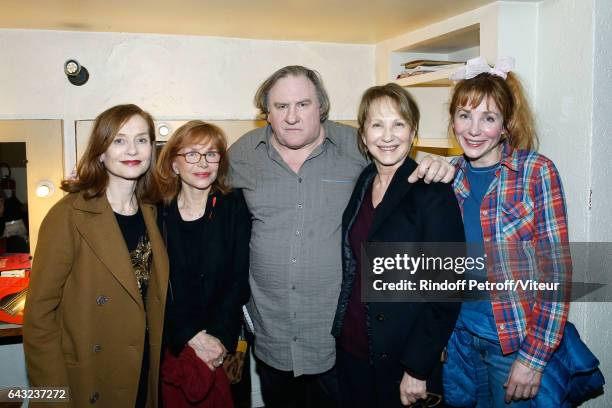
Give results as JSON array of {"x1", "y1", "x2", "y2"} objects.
[{"x1": 449, "y1": 56, "x2": 515, "y2": 80}]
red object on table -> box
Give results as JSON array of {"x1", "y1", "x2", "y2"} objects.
[{"x1": 0, "y1": 253, "x2": 31, "y2": 324}]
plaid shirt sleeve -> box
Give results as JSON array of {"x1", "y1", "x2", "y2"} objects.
[{"x1": 516, "y1": 157, "x2": 570, "y2": 372}]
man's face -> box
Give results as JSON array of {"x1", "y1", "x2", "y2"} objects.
[{"x1": 266, "y1": 75, "x2": 323, "y2": 150}]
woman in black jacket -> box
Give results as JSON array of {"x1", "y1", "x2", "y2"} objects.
[
  {"x1": 156, "y1": 121, "x2": 251, "y2": 405},
  {"x1": 331, "y1": 83, "x2": 464, "y2": 407}
]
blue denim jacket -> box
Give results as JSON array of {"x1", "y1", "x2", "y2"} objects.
[{"x1": 443, "y1": 322, "x2": 604, "y2": 407}]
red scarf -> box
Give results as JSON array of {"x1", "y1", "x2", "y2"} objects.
[{"x1": 161, "y1": 346, "x2": 233, "y2": 408}]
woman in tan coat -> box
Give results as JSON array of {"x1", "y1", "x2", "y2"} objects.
[{"x1": 23, "y1": 104, "x2": 169, "y2": 407}]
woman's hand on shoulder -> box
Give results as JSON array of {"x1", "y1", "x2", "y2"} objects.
[
  {"x1": 399, "y1": 371, "x2": 427, "y2": 406},
  {"x1": 187, "y1": 331, "x2": 227, "y2": 370},
  {"x1": 408, "y1": 155, "x2": 455, "y2": 184}
]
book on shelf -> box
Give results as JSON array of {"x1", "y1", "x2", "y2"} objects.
[
  {"x1": 396, "y1": 63, "x2": 464, "y2": 79},
  {"x1": 402, "y1": 59, "x2": 463, "y2": 69}
]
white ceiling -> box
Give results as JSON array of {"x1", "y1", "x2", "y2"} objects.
[{"x1": 0, "y1": 0, "x2": 510, "y2": 44}]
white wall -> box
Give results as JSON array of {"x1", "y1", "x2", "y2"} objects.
[
  {"x1": 535, "y1": 0, "x2": 593, "y2": 339},
  {"x1": 536, "y1": 0, "x2": 593, "y2": 242},
  {"x1": 590, "y1": 2, "x2": 612, "y2": 245},
  {"x1": 536, "y1": 0, "x2": 610, "y2": 406},
  {"x1": 586, "y1": 0, "x2": 612, "y2": 406},
  {"x1": 497, "y1": 1, "x2": 539, "y2": 103},
  {"x1": 0, "y1": 29, "x2": 375, "y2": 174}
]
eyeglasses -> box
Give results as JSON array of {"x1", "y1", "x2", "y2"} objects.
[
  {"x1": 408, "y1": 393, "x2": 442, "y2": 408},
  {"x1": 175, "y1": 151, "x2": 221, "y2": 164}
]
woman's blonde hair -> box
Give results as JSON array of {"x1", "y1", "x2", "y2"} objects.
[
  {"x1": 156, "y1": 121, "x2": 231, "y2": 204},
  {"x1": 357, "y1": 83, "x2": 420, "y2": 158},
  {"x1": 449, "y1": 72, "x2": 537, "y2": 151}
]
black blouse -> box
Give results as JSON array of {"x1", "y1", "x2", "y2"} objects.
[
  {"x1": 114, "y1": 209, "x2": 151, "y2": 298},
  {"x1": 114, "y1": 209, "x2": 151, "y2": 408},
  {"x1": 160, "y1": 190, "x2": 251, "y2": 355}
]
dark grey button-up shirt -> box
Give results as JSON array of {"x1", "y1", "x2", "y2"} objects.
[{"x1": 228, "y1": 121, "x2": 367, "y2": 375}]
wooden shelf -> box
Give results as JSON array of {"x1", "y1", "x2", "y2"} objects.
[
  {"x1": 0, "y1": 323, "x2": 22, "y2": 338},
  {"x1": 415, "y1": 138, "x2": 453, "y2": 148},
  {"x1": 394, "y1": 66, "x2": 460, "y2": 87},
  {"x1": 414, "y1": 137, "x2": 463, "y2": 156}
]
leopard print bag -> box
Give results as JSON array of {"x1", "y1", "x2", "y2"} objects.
[{"x1": 223, "y1": 329, "x2": 248, "y2": 384}]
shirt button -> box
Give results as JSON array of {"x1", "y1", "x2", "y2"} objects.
[
  {"x1": 89, "y1": 391, "x2": 99, "y2": 404},
  {"x1": 291, "y1": 285, "x2": 296, "y2": 290},
  {"x1": 293, "y1": 336, "x2": 298, "y2": 342},
  {"x1": 379, "y1": 352, "x2": 388, "y2": 360},
  {"x1": 298, "y1": 177, "x2": 302, "y2": 183},
  {"x1": 295, "y1": 230, "x2": 300, "y2": 236},
  {"x1": 291, "y1": 258, "x2": 297, "y2": 263},
  {"x1": 93, "y1": 344, "x2": 102, "y2": 353},
  {"x1": 96, "y1": 295, "x2": 108, "y2": 306},
  {"x1": 297, "y1": 203, "x2": 303, "y2": 209},
  {"x1": 376, "y1": 313, "x2": 385, "y2": 322}
]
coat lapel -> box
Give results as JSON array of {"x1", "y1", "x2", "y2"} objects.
[
  {"x1": 368, "y1": 158, "x2": 417, "y2": 239},
  {"x1": 72, "y1": 194, "x2": 144, "y2": 309},
  {"x1": 343, "y1": 165, "x2": 376, "y2": 236}
]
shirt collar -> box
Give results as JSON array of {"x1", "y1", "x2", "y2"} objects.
[
  {"x1": 254, "y1": 125, "x2": 272, "y2": 149},
  {"x1": 321, "y1": 121, "x2": 338, "y2": 145}
]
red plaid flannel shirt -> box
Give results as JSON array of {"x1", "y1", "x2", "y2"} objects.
[{"x1": 452, "y1": 143, "x2": 570, "y2": 371}]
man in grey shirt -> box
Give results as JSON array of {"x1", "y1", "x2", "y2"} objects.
[{"x1": 228, "y1": 65, "x2": 453, "y2": 407}]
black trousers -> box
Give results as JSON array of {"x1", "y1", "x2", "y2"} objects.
[
  {"x1": 335, "y1": 347, "x2": 448, "y2": 408},
  {"x1": 336, "y1": 347, "x2": 378, "y2": 408},
  {"x1": 256, "y1": 358, "x2": 339, "y2": 408}
]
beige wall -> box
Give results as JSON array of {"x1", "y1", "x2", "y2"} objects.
[{"x1": 0, "y1": 29, "x2": 375, "y2": 178}]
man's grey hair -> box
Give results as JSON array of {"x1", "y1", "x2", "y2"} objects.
[{"x1": 254, "y1": 65, "x2": 331, "y2": 123}]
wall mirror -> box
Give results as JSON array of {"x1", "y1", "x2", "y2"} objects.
[{"x1": 0, "y1": 120, "x2": 64, "y2": 254}]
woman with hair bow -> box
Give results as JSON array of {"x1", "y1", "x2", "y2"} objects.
[{"x1": 442, "y1": 57, "x2": 603, "y2": 407}]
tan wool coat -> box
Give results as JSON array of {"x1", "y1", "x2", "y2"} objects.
[{"x1": 23, "y1": 192, "x2": 169, "y2": 407}]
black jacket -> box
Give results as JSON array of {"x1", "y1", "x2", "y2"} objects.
[
  {"x1": 331, "y1": 158, "x2": 464, "y2": 385},
  {"x1": 160, "y1": 189, "x2": 251, "y2": 355}
]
